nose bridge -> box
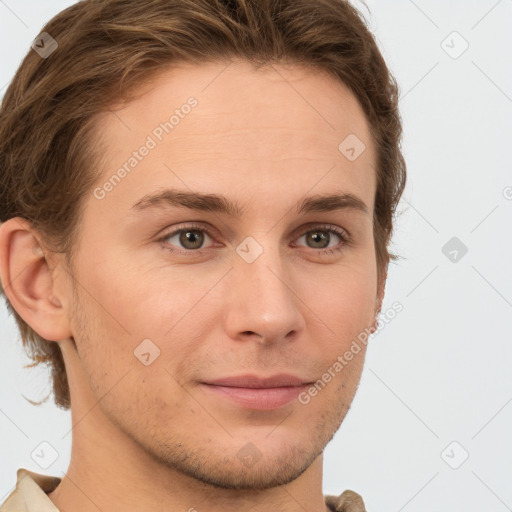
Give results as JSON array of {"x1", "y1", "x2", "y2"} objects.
[{"x1": 224, "y1": 233, "x2": 304, "y2": 342}]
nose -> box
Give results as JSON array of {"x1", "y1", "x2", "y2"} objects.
[{"x1": 222, "y1": 240, "x2": 305, "y2": 346}]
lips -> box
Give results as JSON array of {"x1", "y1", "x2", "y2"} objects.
[
  {"x1": 202, "y1": 373, "x2": 310, "y2": 388},
  {"x1": 200, "y1": 374, "x2": 312, "y2": 410}
]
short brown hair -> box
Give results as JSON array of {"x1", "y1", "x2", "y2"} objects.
[{"x1": 0, "y1": 0, "x2": 406, "y2": 410}]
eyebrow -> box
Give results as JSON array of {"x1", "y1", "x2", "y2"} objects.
[{"x1": 130, "y1": 188, "x2": 369, "y2": 217}]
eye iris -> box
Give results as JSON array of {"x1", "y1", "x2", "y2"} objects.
[
  {"x1": 180, "y1": 230, "x2": 204, "y2": 249},
  {"x1": 308, "y1": 230, "x2": 330, "y2": 249}
]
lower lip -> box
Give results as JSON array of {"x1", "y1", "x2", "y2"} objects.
[{"x1": 200, "y1": 383, "x2": 309, "y2": 410}]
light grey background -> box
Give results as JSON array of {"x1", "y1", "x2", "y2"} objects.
[{"x1": 1, "y1": 1, "x2": 511, "y2": 510}]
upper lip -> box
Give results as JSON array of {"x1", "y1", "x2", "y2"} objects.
[{"x1": 202, "y1": 373, "x2": 311, "y2": 388}]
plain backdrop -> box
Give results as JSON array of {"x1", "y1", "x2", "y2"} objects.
[{"x1": 1, "y1": 1, "x2": 511, "y2": 510}]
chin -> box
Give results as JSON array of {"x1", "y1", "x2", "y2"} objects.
[{"x1": 178, "y1": 446, "x2": 320, "y2": 491}]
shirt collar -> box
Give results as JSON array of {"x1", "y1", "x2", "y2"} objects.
[{"x1": 0, "y1": 468, "x2": 61, "y2": 512}]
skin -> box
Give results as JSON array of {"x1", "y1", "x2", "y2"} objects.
[{"x1": 0, "y1": 59, "x2": 385, "y2": 512}]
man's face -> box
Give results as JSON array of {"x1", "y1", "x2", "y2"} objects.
[{"x1": 60, "y1": 60, "x2": 380, "y2": 489}]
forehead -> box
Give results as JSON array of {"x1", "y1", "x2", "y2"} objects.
[{"x1": 89, "y1": 59, "x2": 376, "y2": 218}]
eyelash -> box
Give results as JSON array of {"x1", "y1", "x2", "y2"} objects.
[{"x1": 156, "y1": 223, "x2": 350, "y2": 257}]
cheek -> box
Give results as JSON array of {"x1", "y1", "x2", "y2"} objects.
[
  {"x1": 299, "y1": 265, "x2": 376, "y2": 384},
  {"x1": 77, "y1": 249, "x2": 159, "y2": 337},
  {"x1": 69, "y1": 261, "x2": 141, "y2": 386},
  {"x1": 306, "y1": 263, "x2": 377, "y2": 323}
]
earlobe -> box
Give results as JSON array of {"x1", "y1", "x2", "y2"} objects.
[{"x1": 0, "y1": 217, "x2": 72, "y2": 342}]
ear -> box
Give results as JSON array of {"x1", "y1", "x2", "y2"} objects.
[{"x1": 0, "y1": 217, "x2": 72, "y2": 341}]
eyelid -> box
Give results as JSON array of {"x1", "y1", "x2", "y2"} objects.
[
  {"x1": 156, "y1": 221, "x2": 217, "y2": 238},
  {"x1": 156, "y1": 221, "x2": 350, "y2": 254},
  {"x1": 156, "y1": 222, "x2": 218, "y2": 253}
]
